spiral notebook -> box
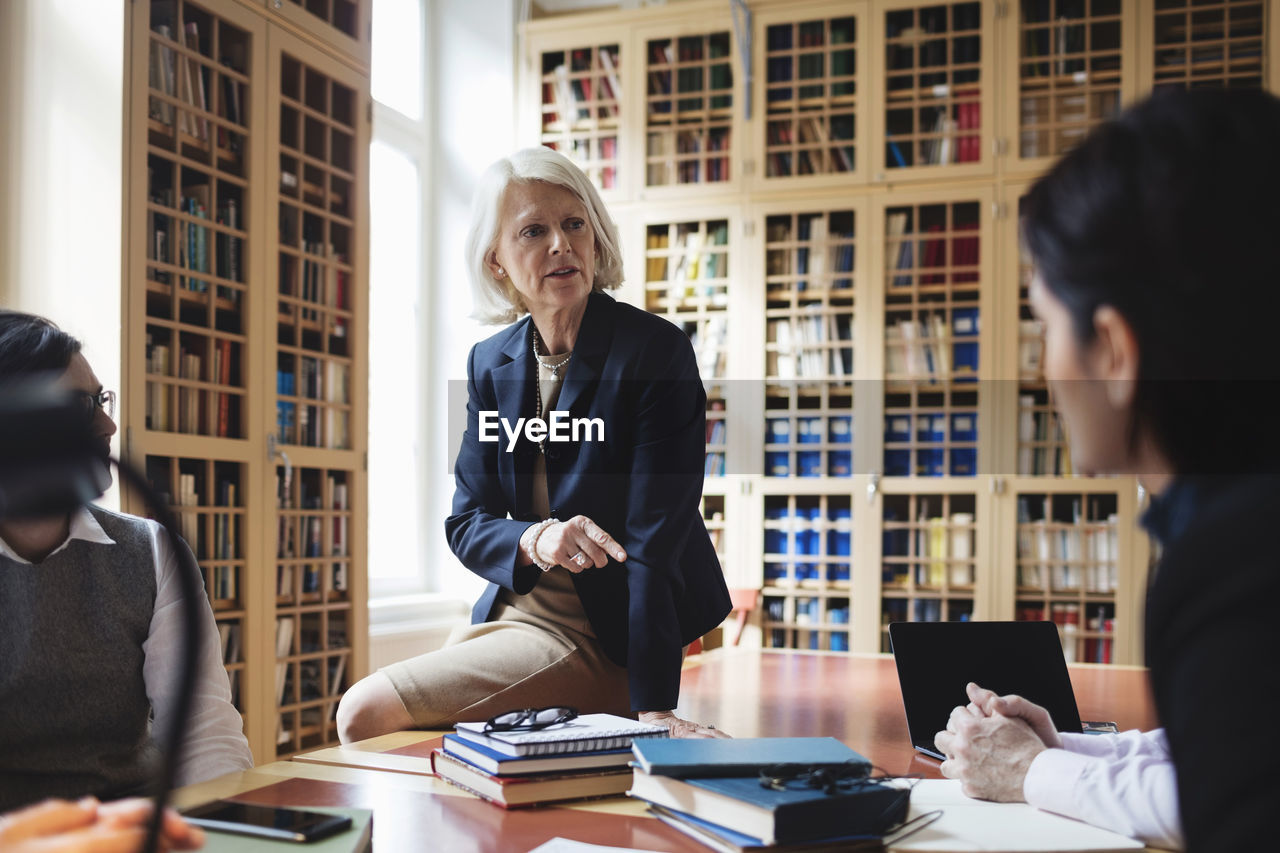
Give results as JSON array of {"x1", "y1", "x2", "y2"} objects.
[{"x1": 453, "y1": 713, "x2": 668, "y2": 757}]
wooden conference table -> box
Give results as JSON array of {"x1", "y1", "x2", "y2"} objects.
[{"x1": 175, "y1": 647, "x2": 1158, "y2": 852}]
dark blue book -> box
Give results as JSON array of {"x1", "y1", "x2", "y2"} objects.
[
  {"x1": 629, "y1": 771, "x2": 908, "y2": 845},
  {"x1": 649, "y1": 803, "x2": 881, "y2": 853},
  {"x1": 441, "y1": 733, "x2": 631, "y2": 777}
]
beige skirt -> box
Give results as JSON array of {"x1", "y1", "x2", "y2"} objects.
[{"x1": 381, "y1": 569, "x2": 632, "y2": 729}]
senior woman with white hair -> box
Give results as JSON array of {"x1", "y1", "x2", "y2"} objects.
[{"x1": 337, "y1": 148, "x2": 732, "y2": 741}]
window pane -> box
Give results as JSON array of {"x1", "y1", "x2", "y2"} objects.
[
  {"x1": 372, "y1": 0, "x2": 423, "y2": 119},
  {"x1": 368, "y1": 141, "x2": 423, "y2": 581}
]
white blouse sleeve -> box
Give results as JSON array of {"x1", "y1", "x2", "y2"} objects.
[
  {"x1": 1023, "y1": 729, "x2": 1183, "y2": 851},
  {"x1": 141, "y1": 522, "x2": 254, "y2": 784}
]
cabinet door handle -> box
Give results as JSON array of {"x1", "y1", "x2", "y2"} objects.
[
  {"x1": 867, "y1": 472, "x2": 880, "y2": 504},
  {"x1": 268, "y1": 434, "x2": 293, "y2": 496}
]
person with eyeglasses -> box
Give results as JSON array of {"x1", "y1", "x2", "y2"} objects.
[
  {"x1": 337, "y1": 148, "x2": 731, "y2": 742},
  {"x1": 0, "y1": 309, "x2": 252, "y2": 813}
]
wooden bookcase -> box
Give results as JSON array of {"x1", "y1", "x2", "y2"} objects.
[
  {"x1": 122, "y1": 0, "x2": 369, "y2": 764},
  {"x1": 521, "y1": 0, "x2": 1276, "y2": 669}
]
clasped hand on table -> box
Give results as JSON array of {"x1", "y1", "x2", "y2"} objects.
[{"x1": 933, "y1": 681, "x2": 1060, "y2": 802}]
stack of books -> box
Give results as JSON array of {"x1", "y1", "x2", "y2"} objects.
[
  {"x1": 628, "y1": 738, "x2": 909, "y2": 852},
  {"x1": 430, "y1": 713, "x2": 667, "y2": 809}
]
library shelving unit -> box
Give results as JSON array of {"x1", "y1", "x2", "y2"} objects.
[
  {"x1": 1001, "y1": 0, "x2": 1136, "y2": 175},
  {"x1": 644, "y1": 28, "x2": 735, "y2": 188},
  {"x1": 513, "y1": 0, "x2": 1277, "y2": 667},
  {"x1": 757, "y1": 10, "x2": 861, "y2": 181},
  {"x1": 877, "y1": 0, "x2": 993, "y2": 179},
  {"x1": 1152, "y1": 0, "x2": 1267, "y2": 90},
  {"x1": 536, "y1": 43, "x2": 623, "y2": 195},
  {"x1": 123, "y1": 0, "x2": 369, "y2": 763},
  {"x1": 641, "y1": 212, "x2": 735, "y2": 478}
]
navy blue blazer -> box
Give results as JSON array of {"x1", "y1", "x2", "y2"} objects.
[{"x1": 445, "y1": 291, "x2": 731, "y2": 711}]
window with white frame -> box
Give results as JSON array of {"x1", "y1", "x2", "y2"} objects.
[{"x1": 368, "y1": 0, "x2": 429, "y2": 596}]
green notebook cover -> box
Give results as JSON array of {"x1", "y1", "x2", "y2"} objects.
[{"x1": 197, "y1": 805, "x2": 372, "y2": 853}]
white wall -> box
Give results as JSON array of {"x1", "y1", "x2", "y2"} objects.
[
  {"x1": 0, "y1": 0, "x2": 125, "y2": 507},
  {"x1": 369, "y1": 0, "x2": 521, "y2": 666},
  {"x1": 422, "y1": 0, "x2": 520, "y2": 604}
]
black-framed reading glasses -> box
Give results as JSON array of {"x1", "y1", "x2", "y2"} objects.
[
  {"x1": 483, "y1": 705, "x2": 579, "y2": 734},
  {"x1": 72, "y1": 389, "x2": 116, "y2": 421},
  {"x1": 758, "y1": 763, "x2": 944, "y2": 844},
  {"x1": 758, "y1": 760, "x2": 873, "y2": 794}
]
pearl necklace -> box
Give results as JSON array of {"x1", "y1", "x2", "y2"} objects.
[
  {"x1": 532, "y1": 327, "x2": 571, "y2": 455},
  {"x1": 532, "y1": 327, "x2": 571, "y2": 380}
]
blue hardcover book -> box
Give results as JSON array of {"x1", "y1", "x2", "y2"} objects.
[
  {"x1": 884, "y1": 412, "x2": 912, "y2": 476},
  {"x1": 797, "y1": 450, "x2": 822, "y2": 477},
  {"x1": 442, "y1": 733, "x2": 631, "y2": 777},
  {"x1": 950, "y1": 411, "x2": 978, "y2": 476},
  {"x1": 649, "y1": 803, "x2": 881, "y2": 853},
  {"x1": 952, "y1": 306, "x2": 980, "y2": 381},
  {"x1": 766, "y1": 417, "x2": 791, "y2": 445},
  {"x1": 631, "y1": 737, "x2": 869, "y2": 778},
  {"x1": 629, "y1": 772, "x2": 907, "y2": 845}
]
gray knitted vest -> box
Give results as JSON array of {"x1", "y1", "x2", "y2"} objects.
[{"x1": 0, "y1": 506, "x2": 158, "y2": 810}]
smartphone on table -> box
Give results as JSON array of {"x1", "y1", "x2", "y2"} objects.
[
  {"x1": 182, "y1": 800, "x2": 352, "y2": 842},
  {"x1": 1081, "y1": 720, "x2": 1120, "y2": 734}
]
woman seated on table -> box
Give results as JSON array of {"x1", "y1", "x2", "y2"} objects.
[
  {"x1": 933, "y1": 88, "x2": 1280, "y2": 852},
  {"x1": 337, "y1": 147, "x2": 731, "y2": 740}
]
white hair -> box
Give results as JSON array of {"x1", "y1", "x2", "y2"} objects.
[{"x1": 464, "y1": 147, "x2": 624, "y2": 325}]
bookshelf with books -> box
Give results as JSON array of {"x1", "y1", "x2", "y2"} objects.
[
  {"x1": 522, "y1": 24, "x2": 632, "y2": 199},
  {"x1": 642, "y1": 25, "x2": 736, "y2": 189},
  {"x1": 541, "y1": 44, "x2": 623, "y2": 195},
  {"x1": 878, "y1": 0, "x2": 991, "y2": 178},
  {"x1": 274, "y1": 466, "x2": 353, "y2": 753},
  {"x1": 757, "y1": 9, "x2": 862, "y2": 182},
  {"x1": 124, "y1": 0, "x2": 368, "y2": 763},
  {"x1": 1150, "y1": 0, "x2": 1268, "y2": 91},
  {"x1": 641, "y1": 213, "x2": 736, "y2": 483},
  {"x1": 267, "y1": 30, "x2": 367, "y2": 758},
  {"x1": 877, "y1": 487, "x2": 988, "y2": 652},
  {"x1": 1008, "y1": 190, "x2": 1070, "y2": 477},
  {"x1": 880, "y1": 195, "x2": 989, "y2": 480},
  {"x1": 516, "y1": 0, "x2": 1189, "y2": 667},
  {"x1": 262, "y1": 0, "x2": 371, "y2": 70},
  {"x1": 144, "y1": 455, "x2": 249, "y2": 714},
  {"x1": 1012, "y1": 490, "x2": 1121, "y2": 664},
  {"x1": 1002, "y1": 0, "x2": 1135, "y2": 172},
  {"x1": 761, "y1": 493, "x2": 855, "y2": 653}
]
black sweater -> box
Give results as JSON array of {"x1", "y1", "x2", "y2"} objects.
[{"x1": 1142, "y1": 475, "x2": 1280, "y2": 851}]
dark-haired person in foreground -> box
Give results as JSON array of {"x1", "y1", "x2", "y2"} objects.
[
  {"x1": 0, "y1": 310, "x2": 252, "y2": 811},
  {"x1": 934, "y1": 88, "x2": 1280, "y2": 852}
]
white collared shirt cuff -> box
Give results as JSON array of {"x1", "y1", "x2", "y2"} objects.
[{"x1": 1024, "y1": 746, "x2": 1091, "y2": 812}]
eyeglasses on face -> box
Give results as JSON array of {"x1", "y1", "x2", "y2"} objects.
[
  {"x1": 483, "y1": 706, "x2": 578, "y2": 734},
  {"x1": 72, "y1": 389, "x2": 116, "y2": 421}
]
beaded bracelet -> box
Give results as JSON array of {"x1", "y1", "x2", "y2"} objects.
[{"x1": 524, "y1": 517, "x2": 560, "y2": 572}]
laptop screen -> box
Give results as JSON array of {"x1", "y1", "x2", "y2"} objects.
[{"x1": 889, "y1": 621, "x2": 1084, "y2": 756}]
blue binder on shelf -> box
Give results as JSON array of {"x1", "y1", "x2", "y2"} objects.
[{"x1": 952, "y1": 306, "x2": 980, "y2": 381}]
